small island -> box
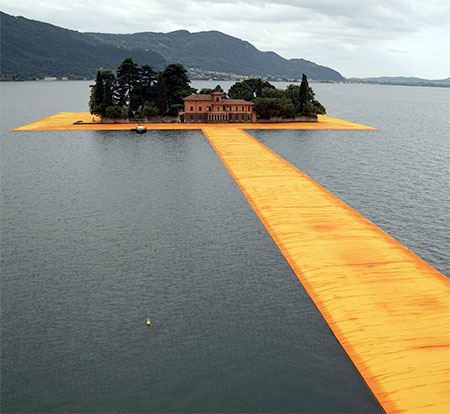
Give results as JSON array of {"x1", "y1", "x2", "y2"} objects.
[{"x1": 89, "y1": 58, "x2": 326, "y2": 124}]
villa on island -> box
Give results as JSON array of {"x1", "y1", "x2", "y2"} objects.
[{"x1": 181, "y1": 91, "x2": 257, "y2": 123}]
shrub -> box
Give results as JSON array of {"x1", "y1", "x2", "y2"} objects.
[
  {"x1": 254, "y1": 98, "x2": 286, "y2": 119},
  {"x1": 142, "y1": 106, "x2": 160, "y2": 117},
  {"x1": 168, "y1": 104, "x2": 184, "y2": 116},
  {"x1": 105, "y1": 105, "x2": 124, "y2": 118}
]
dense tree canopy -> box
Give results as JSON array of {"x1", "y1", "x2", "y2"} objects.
[
  {"x1": 89, "y1": 59, "x2": 195, "y2": 118},
  {"x1": 228, "y1": 75, "x2": 326, "y2": 118}
]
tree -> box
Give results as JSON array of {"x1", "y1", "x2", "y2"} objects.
[
  {"x1": 89, "y1": 71, "x2": 104, "y2": 116},
  {"x1": 115, "y1": 58, "x2": 141, "y2": 112},
  {"x1": 106, "y1": 105, "x2": 126, "y2": 118},
  {"x1": 161, "y1": 63, "x2": 196, "y2": 106},
  {"x1": 89, "y1": 70, "x2": 116, "y2": 116},
  {"x1": 255, "y1": 78, "x2": 263, "y2": 98},
  {"x1": 228, "y1": 81, "x2": 254, "y2": 101},
  {"x1": 103, "y1": 78, "x2": 114, "y2": 114},
  {"x1": 157, "y1": 72, "x2": 168, "y2": 115},
  {"x1": 199, "y1": 87, "x2": 214, "y2": 95},
  {"x1": 228, "y1": 78, "x2": 274, "y2": 101},
  {"x1": 139, "y1": 65, "x2": 158, "y2": 106},
  {"x1": 254, "y1": 98, "x2": 286, "y2": 119},
  {"x1": 298, "y1": 73, "x2": 311, "y2": 114}
]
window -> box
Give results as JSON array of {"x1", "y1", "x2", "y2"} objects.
[
  {"x1": 216, "y1": 97, "x2": 219, "y2": 102},
  {"x1": 199, "y1": 106, "x2": 202, "y2": 112},
  {"x1": 236, "y1": 106, "x2": 238, "y2": 111},
  {"x1": 190, "y1": 115, "x2": 194, "y2": 120},
  {"x1": 190, "y1": 106, "x2": 193, "y2": 111}
]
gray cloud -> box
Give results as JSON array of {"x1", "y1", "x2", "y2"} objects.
[{"x1": 1, "y1": 0, "x2": 449, "y2": 77}]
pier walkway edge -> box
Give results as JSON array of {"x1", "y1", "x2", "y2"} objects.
[
  {"x1": 14, "y1": 113, "x2": 450, "y2": 413},
  {"x1": 202, "y1": 126, "x2": 450, "y2": 414}
]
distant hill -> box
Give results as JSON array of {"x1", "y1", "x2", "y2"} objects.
[
  {"x1": 86, "y1": 30, "x2": 345, "y2": 81},
  {"x1": 0, "y1": 12, "x2": 166, "y2": 80},
  {"x1": 0, "y1": 12, "x2": 344, "y2": 81},
  {"x1": 347, "y1": 76, "x2": 450, "y2": 87}
]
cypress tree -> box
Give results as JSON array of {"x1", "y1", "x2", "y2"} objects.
[
  {"x1": 102, "y1": 78, "x2": 114, "y2": 116},
  {"x1": 256, "y1": 78, "x2": 263, "y2": 98},
  {"x1": 89, "y1": 71, "x2": 104, "y2": 115},
  {"x1": 298, "y1": 73, "x2": 309, "y2": 113},
  {"x1": 157, "y1": 72, "x2": 168, "y2": 115}
]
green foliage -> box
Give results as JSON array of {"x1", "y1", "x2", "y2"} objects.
[
  {"x1": 228, "y1": 81, "x2": 254, "y2": 101},
  {"x1": 103, "y1": 77, "x2": 114, "y2": 111},
  {"x1": 89, "y1": 70, "x2": 116, "y2": 116},
  {"x1": 157, "y1": 72, "x2": 168, "y2": 115},
  {"x1": 139, "y1": 65, "x2": 158, "y2": 104},
  {"x1": 142, "y1": 105, "x2": 159, "y2": 117},
  {"x1": 254, "y1": 98, "x2": 286, "y2": 119},
  {"x1": 284, "y1": 102, "x2": 296, "y2": 118},
  {"x1": 199, "y1": 88, "x2": 214, "y2": 94},
  {"x1": 168, "y1": 104, "x2": 184, "y2": 116},
  {"x1": 87, "y1": 58, "x2": 193, "y2": 118},
  {"x1": 261, "y1": 87, "x2": 284, "y2": 99},
  {"x1": 228, "y1": 78, "x2": 275, "y2": 101},
  {"x1": 255, "y1": 78, "x2": 263, "y2": 98},
  {"x1": 106, "y1": 105, "x2": 125, "y2": 118},
  {"x1": 115, "y1": 58, "x2": 141, "y2": 109},
  {"x1": 298, "y1": 73, "x2": 314, "y2": 114},
  {"x1": 301, "y1": 101, "x2": 315, "y2": 116},
  {"x1": 231, "y1": 74, "x2": 326, "y2": 119},
  {"x1": 312, "y1": 100, "x2": 326, "y2": 115},
  {"x1": 161, "y1": 63, "x2": 196, "y2": 106}
]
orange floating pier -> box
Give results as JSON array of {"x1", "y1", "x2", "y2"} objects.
[
  {"x1": 13, "y1": 114, "x2": 449, "y2": 413},
  {"x1": 202, "y1": 126, "x2": 449, "y2": 414},
  {"x1": 12, "y1": 112, "x2": 377, "y2": 131}
]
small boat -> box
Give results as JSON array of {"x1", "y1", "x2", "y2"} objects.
[{"x1": 133, "y1": 126, "x2": 147, "y2": 134}]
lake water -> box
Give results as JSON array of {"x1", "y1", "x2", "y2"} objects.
[{"x1": 1, "y1": 81, "x2": 448, "y2": 413}]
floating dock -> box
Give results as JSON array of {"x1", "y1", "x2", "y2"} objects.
[
  {"x1": 13, "y1": 112, "x2": 377, "y2": 131},
  {"x1": 13, "y1": 114, "x2": 449, "y2": 413}
]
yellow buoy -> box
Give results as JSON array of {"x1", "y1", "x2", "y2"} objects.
[{"x1": 146, "y1": 318, "x2": 151, "y2": 326}]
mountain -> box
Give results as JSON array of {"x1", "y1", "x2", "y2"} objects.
[
  {"x1": 86, "y1": 30, "x2": 345, "y2": 81},
  {"x1": 0, "y1": 12, "x2": 343, "y2": 81},
  {"x1": 346, "y1": 76, "x2": 450, "y2": 87},
  {"x1": 0, "y1": 12, "x2": 166, "y2": 80}
]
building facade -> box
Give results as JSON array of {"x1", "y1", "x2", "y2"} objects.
[{"x1": 182, "y1": 91, "x2": 256, "y2": 123}]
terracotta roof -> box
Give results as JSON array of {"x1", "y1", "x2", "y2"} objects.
[
  {"x1": 213, "y1": 99, "x2": 253, "y2": 105},
  {"x1": 183, "y1": 94, "x2": 213, "y2": 101}
]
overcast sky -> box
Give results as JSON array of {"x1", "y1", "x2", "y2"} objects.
[{"x1": 1, "y1": 0, "x2": 449, "y2": 78}]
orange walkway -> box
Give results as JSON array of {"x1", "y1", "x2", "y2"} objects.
[
  {"x1": 12, "y1": 112, "x2": 377, "y2": 131},
  {"x1": 13, "y1": 114, "x2": 449, "y2": 412},
  {"x1": 201, "y1": 126, "x2": 449, "y2": 414}
]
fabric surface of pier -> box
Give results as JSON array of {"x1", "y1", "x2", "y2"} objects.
[{"x1": 202, "y1": 126, "x2": 450, "y2": 414}]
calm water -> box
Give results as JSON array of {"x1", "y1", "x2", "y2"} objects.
[{"x1": 1, "y1": 81, "x2": 448, "y2": 413}]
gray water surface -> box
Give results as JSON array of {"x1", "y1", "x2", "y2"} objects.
[{"x1": 2, "y1": 81, "x2": 448, "y2": 413}]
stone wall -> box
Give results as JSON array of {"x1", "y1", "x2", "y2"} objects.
[
  {"x1": 257, "y1": 115, "x2": 318, "y2": 123},
  {"x1": 101, "y1": 116, "x2": 179, "y2": 124}
]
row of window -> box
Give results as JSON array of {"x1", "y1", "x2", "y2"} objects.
[
  {"x1": 188, "y1": 114, "x2": 251, "y2": 121},
  {"x1": 189, "y1": 106, "x2": 251, "y2": 112}
]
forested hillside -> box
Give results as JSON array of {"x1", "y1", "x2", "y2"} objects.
[
  {"x1": 0, "y1": 12, "x2": 166, "y2": 80},
  {"x1": 87, "y1": 30, "x2": 344, "y2": 81}
]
